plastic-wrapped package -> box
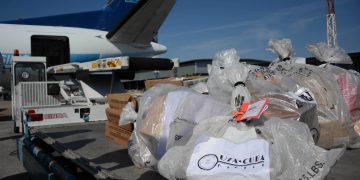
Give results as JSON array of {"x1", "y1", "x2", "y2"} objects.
[
  {"x1": 207, "y1": 49, "x2": 252, "y2": 110},
  {"x1": 136, "y1": 84, "x2": 179, "y2": 126},
  {"x1": 119, "y1": 102, "x2": 138, "y2": 125},
  {"x1": 207, "y1": 49, "x2": 239, "y2": 103},
  {"x1": 158, "y1": 116, "x2": 344, "y2": 180},
  {"x1": 227, "y1": 63, "x2": 252, "y2": 110},
  {"x1": 128, "y1": 84, "x2": 179, "y2": 169},
  {"x1": 246, "y1": 78, "x2": 320, "y2": 142},
  {"x1": 128, "y1": 86, "x2": 232, "y2": 170},
  {"x1": 319, "y1": 64, "x2": 360, "y2": 120},
  {"x1": 183, "y1": 77, "x2": 208, "y2": 87},
  {"x1": 190, "y1": 82, "x2": 208, "y2": 94},
  {"x1": 247, "y1": 64, "x2": 290, "y2": 89},
  {"x1": 307, "y1": 43, "x2": 353, "y2": 64},
  {"x1": 268, "y1": 62, "x2": 360, "y2": 149},
  {"x1": 267, "y1": 38, "x2": 295, "y2": 61},
  {"x1": 319, "y1": 64, "x2": 360, "y2": 136}
]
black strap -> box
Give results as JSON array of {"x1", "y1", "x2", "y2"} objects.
[{"x1": 234, "y1": 81, "x2": 245, "y2": 87}]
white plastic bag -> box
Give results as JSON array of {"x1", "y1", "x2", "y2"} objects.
[
  {"x1": 119, "y1": 102, "x2": 138, "y2": 125},
  {"x1": 307, "y1": 43, "x2": 353, "y2": 64},
  {"x1": 269, "y1": 62, "x2": 360, "y2": 149},
  {"x1": 267, "y1": 38, "x2": 295, "y2": 61},
  {"x1": 158, "y1": 116, "x2": 344, "y2": 180},
  {"x1": 128, "y1": 84, "x2": 178, "y2": 170},
  {"x1": 227, "y1": 63, "x2": 252, "y2": 110},
  {"x1": 246, "y1": 78, "x2": 320, "y2": 143},
  {"x1": 207, "y1": 49, "x2": 251, "y2": 109},
  {"x1": 128, "y1": 86, "x2": 232, "y2": 170},
  {"x1": 190, "y1": 82, "x2": 208, "y2": 94},
  {"x1": 320, "y1": 64, "x2": 360, "y2": 122},
  {"x1": 207, "y1": 49, "x2": 238, "y2": 103}
]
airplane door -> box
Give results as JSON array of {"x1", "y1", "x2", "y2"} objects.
[{"x1": 31, "y1": 35, "x2": 70, "y2": 67}]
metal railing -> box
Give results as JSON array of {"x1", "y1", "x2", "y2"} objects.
[{"x1": 19, "y1": 82, "x2": 61, "y2": 107}]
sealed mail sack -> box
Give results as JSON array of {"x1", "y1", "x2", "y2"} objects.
[
  {"x1": 128, "y1": 85, "x2": 232, "y2": 170},
  {"x1": 158, "y1": 116, "x2": 344, "y2": 180}
]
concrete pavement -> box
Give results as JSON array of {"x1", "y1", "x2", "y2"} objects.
[{"x1": 0, "y1": 99, "x2": 359, "y2": 179}]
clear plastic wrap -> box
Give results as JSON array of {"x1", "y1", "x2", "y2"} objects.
[
  {"x1": 245, "y1": 78, "x2": 320, "y2": 142},
  {"x1": 268, "y1": 62, "x2": 360, "y2": 149},
  {"x1": 190, "y1": 82, "x2": 209, "y2": 94},
  {"x1": 207, "y1": 49, "x2": 238, "y2": 103},
  {"x1": 307, "y1": 43, "x2": 353, "y2": 64},
  {"x1": 158, "y1": 116, "x2": 344, "y2": 180},
  {"x1": 319, "y1": 64, "x2": 360, "y2": 120},
  {"x1": 227, "y1": 63, "x2": 252, "y2": 110},
  {"x1": 136, "y1": 84, "x2": 179, "y2": 126},
  {"x1": 128, "y1": 86, "x2": 232, "y2": 170},
  {"x1": 207, "y1": 49, "x2": 252, "y2": 109},
  {"x1": 119, "y1": 102, "x2": 138, "y2": 125},
  {"x1": 128, "y1": 84, "x2": 179, "y2": 170},
  {"x1": 267, "y1": 38, "x2": 295, "y2": 61},
  {"x1": 319, "y1": 64, "x2": 360, "y2": 137}
]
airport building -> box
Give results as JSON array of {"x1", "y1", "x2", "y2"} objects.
[{"x1": 123, "y1": 53, "x2": 360, "y2": 90}]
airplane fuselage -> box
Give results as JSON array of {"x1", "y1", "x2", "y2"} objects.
[{"x1": 0, "y1": 24, "x2": 167, "y2": 66}]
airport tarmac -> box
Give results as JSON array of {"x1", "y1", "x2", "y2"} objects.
[
  {"x1": 0, "y1": 98, "x2": 359, "y2": 179},
  {"x1": 0, "y1": 100, "x2": 29, "y2": 179}
]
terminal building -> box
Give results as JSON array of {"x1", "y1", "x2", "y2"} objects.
[{"x1": 122, "y1": 53, "x2": 360, "y2": 90}]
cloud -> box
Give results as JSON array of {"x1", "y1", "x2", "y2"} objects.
[
  {"x1": 181, "y1": 36, "x2": 240, "y2": 52},
  {"x1": 172, "y1": 34, "x2": 268, "y2": 60},
  {"x1": 163, "y1": 0, "x2": 359, "y2": 60},
  {"x1": 291, "y1": 15, "x2": 323, "y2": 31},
  {"x1": 241, "y1": 27, "x2": 284, "y2": 42},
  {"x1": 269, "y1": 1, "x2": 323, "y2": 19},
  {"x1": 161, "y1": 20, "x2": 256, "y2": 39},
  {"x1": 162, "y1": 1, "x2": 325, "y2": 39}
]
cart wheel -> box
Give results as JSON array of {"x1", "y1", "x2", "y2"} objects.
[
  {"x1": 3, "y1": 93, "x2": 11, "y2": 101},
  {"x1": 13, "y1": 121, "x2": 20, "y2": 133}
]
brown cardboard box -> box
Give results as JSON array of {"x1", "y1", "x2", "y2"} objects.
[
  {"x1": 105, "y1": 107, "x2": 122, "y2": 125},
  {"x1": 105, "y1": 107, "x2": 134, "y2": 132},
  {"x1": 107, "y1": 93, "x2": 138, "y2": 110},
  {"x1": 105, "y1": 121, "x2": 134, "y2": 147},
  {"x1": 144, "y1": 77, "x2": 183, "y2": 89}
]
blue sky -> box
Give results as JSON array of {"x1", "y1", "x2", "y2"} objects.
[{"x1": 0, "y1": 0, "x2": 359, "y2": 61}]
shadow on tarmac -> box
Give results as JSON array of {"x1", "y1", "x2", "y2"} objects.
[
  {"x1": 1, "y1": 172, "x2": 30, "y2": 180},
  {"x1": 91, "y1": 149, "x2": 134, "y2": 171},
  {"x1": 0, "y1": 115, "x2": 12, "y2": 122},
  {"x1": 0, "y1": 134, "x2": 22, "y2": 142},
  {"x1": 46, "y1": 129, "x2": 92, "y2": 139}
]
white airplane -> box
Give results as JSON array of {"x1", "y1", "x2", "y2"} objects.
[{"x1": 0, "y1": 0, "x2": 176, "y2": 98}]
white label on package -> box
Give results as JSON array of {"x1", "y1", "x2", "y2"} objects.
[
  {"x1": 186, "y1": 138, "x2": 270, "y2": 180},
  {"x1": 239, "y1": 99, "x2": 269, "y2": 121},
  {"x1": 292, "y1": 87, "x2": 316, "y2": 103}
]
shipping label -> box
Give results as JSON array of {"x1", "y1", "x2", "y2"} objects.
[{"x1": 186, "y1": 138, "x2": 270, "y2": 180}]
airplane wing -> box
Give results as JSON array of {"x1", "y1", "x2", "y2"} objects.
[{"x1": 106, "y1": 0, "x2": 176, "y2": 47}]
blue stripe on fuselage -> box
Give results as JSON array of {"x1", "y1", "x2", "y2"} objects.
[
  {"x1": 1, "y1": 0, "x2": 139, "y2": 32},
  {"x1": 70, "y1": 54, "x2": 101, "y2": 62}
]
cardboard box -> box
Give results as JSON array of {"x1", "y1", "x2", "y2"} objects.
[
  {"x1": 105, "y1": 107, "x2": 134, "y2": 132},
  {"x1": 144, "y1": 77, "x2": 183, "y2": 89},
  {"x1": 107, "y1": 93, "x2": 138, "y2": 110},
  {"x1": 105, "y1": 121, "x2": 134, "y2": 147},
  {"x1": 105, "y1": 107, "x2": 123, "y2": 125}
]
